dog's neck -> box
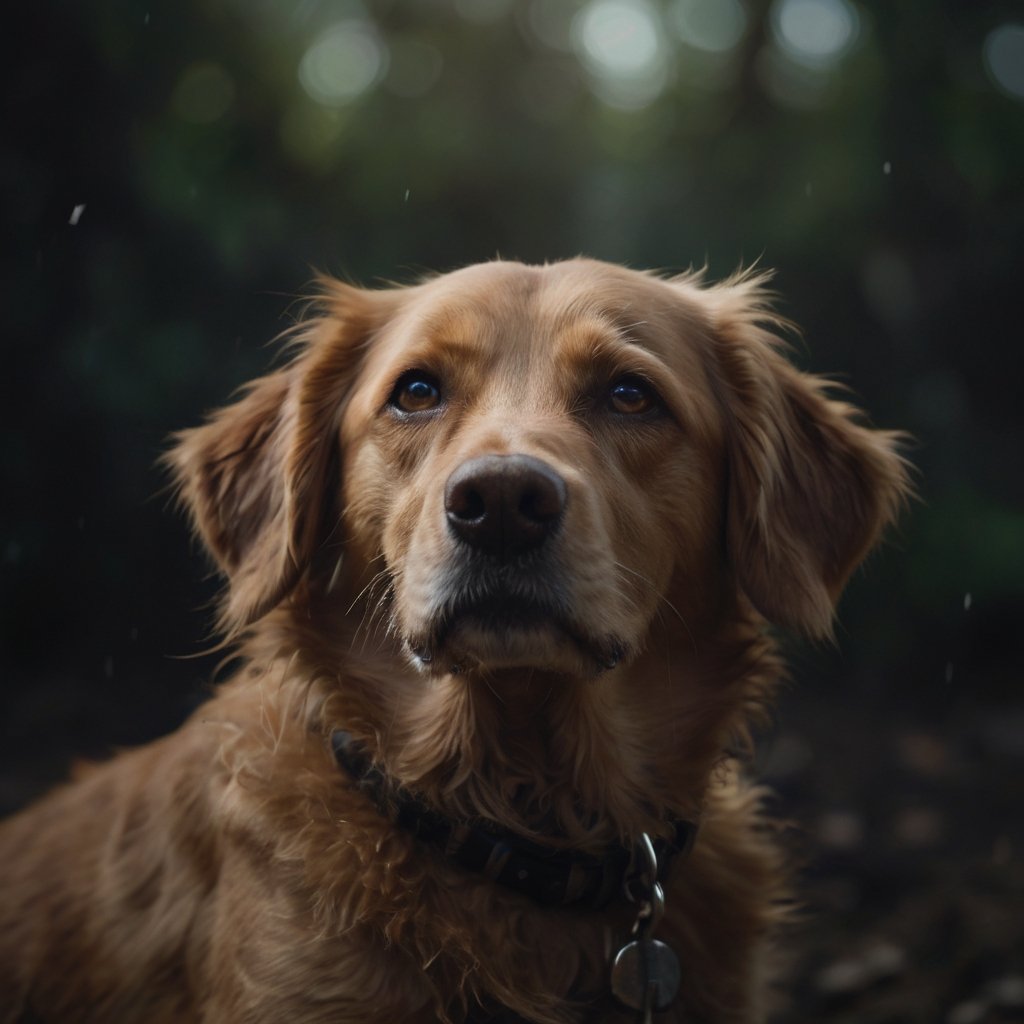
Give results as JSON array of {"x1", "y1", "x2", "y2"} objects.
[
  {"x1": 249, "y1": 590, "x2": 778, "y2": 852},
  {"x1": 330, "y1": 726, "x2": 697, "y2": 909}
]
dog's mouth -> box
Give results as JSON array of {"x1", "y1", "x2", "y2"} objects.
[{"x1": 408, "y1": 588, "x2": 626, "y2": 676}]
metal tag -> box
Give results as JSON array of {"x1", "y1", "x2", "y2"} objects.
[{"x1": 610, "y1": 937, "x2": 681, "y2": 1013}]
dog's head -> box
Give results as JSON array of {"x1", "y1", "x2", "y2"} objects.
[{"x1": 171, "y1": 260, "x2": 906, "y2": 679}]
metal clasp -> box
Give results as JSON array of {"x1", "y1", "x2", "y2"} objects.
[
  {"x1": 623, "y1": 832, "x2": 665, "y2": 937},
  {"x1": 612, "y1": 833, "x2": 681, "y2": 1021}
]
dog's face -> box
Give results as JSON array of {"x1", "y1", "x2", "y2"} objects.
[
  {"x1": 171, "y1": 258, "x2": 907, "y2": 693},
  {"x1": 339, "y1": 261, "x2": 728, "y2": 679}
]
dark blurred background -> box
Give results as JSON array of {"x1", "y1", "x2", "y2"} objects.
[{"x1": 2, "y1": 0, "x2": 1022, "y2": 1019}]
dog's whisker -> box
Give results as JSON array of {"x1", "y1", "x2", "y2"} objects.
[
  {"x1": 347, "y1": 566, "x2": 394, "y2": 617},
  {"x1": 355, "y1": 586, "x2": 397, "y2": 655},
  {"x1": 613, "y1": 560, "x2": 697, "y2": 651},
  {"x1": 346, "y1": 566, "x2": 398, "y2": 650}
]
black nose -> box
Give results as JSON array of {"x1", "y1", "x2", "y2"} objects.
[{"x1": 444, "y1": 454, "x2": 567, "y2": 560}]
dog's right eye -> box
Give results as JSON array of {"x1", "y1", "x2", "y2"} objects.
[
  {"x1": 608, "y1": 376, "x2": 661, "y2": 417},
  {"x1": 389, "y1": 371, "x2": 442, "y2": 414}
]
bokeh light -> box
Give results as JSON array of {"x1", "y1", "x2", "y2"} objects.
[
  {"x1": 771, "y1": 0, "x2": 860, "y2": 69},
  {"x1": 572, "y1": 0, "x2": 669, "y2": 109},
  {"x1": 670, "y1": 0, "x2": 747, "y2": 54},
  {"x1": 298, "y1": 20, "x2": 389, "y2": 107},
  {"x1": 984, "y1": 23, "x2": 1024, "y2": 101}
]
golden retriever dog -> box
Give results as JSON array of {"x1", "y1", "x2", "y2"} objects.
[{"x1": 0, "y1": 258, "x2": 908, "y2": 1022}]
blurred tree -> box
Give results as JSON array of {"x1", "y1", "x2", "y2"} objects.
[{"x1": 1, "y1": 0, "x2": 1021, "y2": 789}]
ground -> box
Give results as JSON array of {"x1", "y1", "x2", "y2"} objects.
[{"x1": 766, "y1": 681, "x2": 1024, "y2": 1024}]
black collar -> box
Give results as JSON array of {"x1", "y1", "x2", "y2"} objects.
[{"x1": 331, "y1": 730, "x2": 697, "y2": 911}]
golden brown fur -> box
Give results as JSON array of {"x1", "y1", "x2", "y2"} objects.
[{"x1": 0, "y1": 259, "x2": 909, "y2": 1022}]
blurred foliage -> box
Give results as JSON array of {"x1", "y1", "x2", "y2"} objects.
[{"x1": 2, "y1": 0, "x2": 1023, "y2": 770}]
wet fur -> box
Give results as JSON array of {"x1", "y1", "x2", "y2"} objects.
[{"x1": 0, "y1": 259, "x2": 909, "y2": 1022}]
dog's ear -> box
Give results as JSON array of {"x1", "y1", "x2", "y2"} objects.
[
  {"x1": 708, "y1": 276, "x2": 910, "y2": 638},
  {"x1": 167, "y1": 282, "x2": 392, "y2": 633}
]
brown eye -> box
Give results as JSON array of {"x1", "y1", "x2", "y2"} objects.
[
  {"x1": 609, "y1": 377, "x2": 658, "y2": 415},
  {"x1": 390, "y1": 372, "x2": 442, "y2": 414}
]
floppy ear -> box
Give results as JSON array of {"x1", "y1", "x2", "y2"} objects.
[
  {"x1": 710, "y1": 277, "x2": 910, "y2": 638},
  {"x1": 167, "y1": 282, "x2": 389, "y2": 633}
]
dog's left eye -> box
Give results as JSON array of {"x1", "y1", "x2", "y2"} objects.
[
  {"x1": 390, "y1": 372, "x2": 442, "y2": 414},
  {"x1": 609, "y1": 377, "x2": 659, "y2": 415}
]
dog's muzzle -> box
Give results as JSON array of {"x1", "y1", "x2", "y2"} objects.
[{"x1": 407, "y1": 453, "x2": 625, "y2": 673}]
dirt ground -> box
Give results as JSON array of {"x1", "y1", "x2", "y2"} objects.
[{"x1": 766, "y1": 683, "x2": 1024, "y2": 1024}]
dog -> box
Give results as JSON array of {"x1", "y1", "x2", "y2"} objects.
[{"x1": 0, "y1": 258, "x2": 908, "y2": 1022}]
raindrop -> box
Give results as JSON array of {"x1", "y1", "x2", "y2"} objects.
[{"x1": 69, "y1": 204, "x2": 86, "y2": 226}]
